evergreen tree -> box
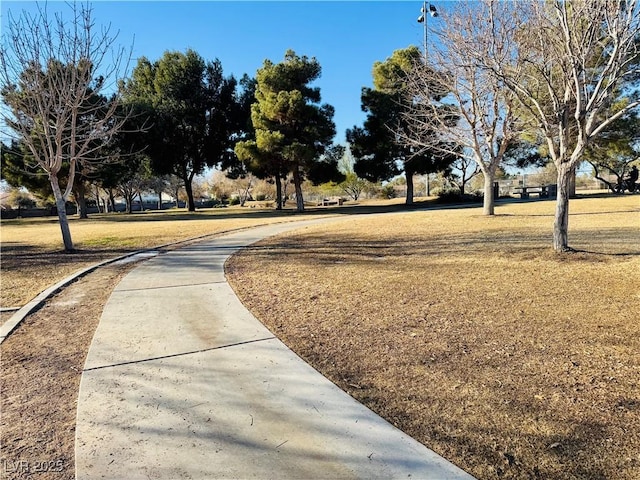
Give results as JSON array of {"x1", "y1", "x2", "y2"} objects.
[
  {"x1": 123, "y1": 50, "x2": 242, "y2": 211},
  {"x1": 235, "y1": 50, "x2": 339, "y2": 212},
  {"x1": 347, "y1": 46, "x2": 454, "y2": 205}
]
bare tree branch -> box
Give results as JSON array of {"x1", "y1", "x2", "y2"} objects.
[
  {"x1": 482, "y1": 0, "x2": 640, "y2": 251},
  {"x1": 399, "y1": 0, "x2": 522, "y2": 215},
  {"x1": 0, "y1": 1, "x2": 134, "y2": 251}
]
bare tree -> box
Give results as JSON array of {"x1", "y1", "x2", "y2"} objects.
[
  {"x1": 0, "y1": 2, "x2": 133, "y2": 251},
  {"x1": 486, "y1": 0, "x2": 640, "y2": 251},
  {"x1": 401, "y1": 1, "x2": 522, "y2": 215},
  {"x1": 117, "y1": 174, "x2": 144, "y2": 214},
  {"x1": 233, "y1": 174, "x2": 254, "y2": 206},
  {"x1": 447, "y1": 156, "x2": 481, "y2": 196}
]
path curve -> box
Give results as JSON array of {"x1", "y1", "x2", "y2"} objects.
[{"x1": 75, "y1": 217, "x2": 475, "y2": 479}]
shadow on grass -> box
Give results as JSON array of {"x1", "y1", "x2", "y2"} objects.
[
  {"x1": 4, "y1": 197, "x2": 638, "y2": 267},
  {"x1": 0, "y1": 246, "x2": 135, "y2": 272},
  {"x1": 84, "y1": 202, "x2": 441, "y2": 223},
  {"x1": 239, "y1": 225, "x2": 640, "y2": 263},
  {"x1": 5, "y1": 199, "x2": 479, "y2": 226},
  {"x1": 512, "y1": 209, "x2": 639, "y2": 218}
]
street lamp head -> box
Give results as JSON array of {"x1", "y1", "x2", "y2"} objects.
[
  {"x1": 429, "y1": 4, "x2": 438, "y2": 17},
  {"x1": 417, "y1": 14, "x2": 425, "y2": 23}
]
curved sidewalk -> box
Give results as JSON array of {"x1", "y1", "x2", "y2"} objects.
[{"x1": 75, "y1": 218, "x2": 475, "y2": 479}]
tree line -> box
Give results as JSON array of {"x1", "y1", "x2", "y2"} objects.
[{"x1": 1, "y1": 1, "x2": 639, "y2": 252}]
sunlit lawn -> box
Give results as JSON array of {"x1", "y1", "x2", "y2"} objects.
[
  {"x1": 2, "y1": 193, "x2": 639, "y2": 478},
  {"x1": 0, "y1": 206, "x2": 331, "y2": 307},
  {"x1": 226, "y1": 194, "x2": 640, "y2": 479}
]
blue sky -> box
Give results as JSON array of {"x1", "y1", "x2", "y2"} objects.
[{"x1": 1, "y1": 1, "x2": 441, "y2": 144}]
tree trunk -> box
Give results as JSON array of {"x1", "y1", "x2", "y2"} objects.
[
  {"x1": 240, "y1": 178, "x2": 252, "y2": 207},
  {"x1": 157, "y1": 191, "x2": 163, "y2": 210},
  {"x1": 282, "y1": 176, "x2": 290, "y2": 207},
  {"x1": 405, "y1": 171, "x2": 414, "y2": 205},
  {"x1": 568, "y1": 167, "x2": 577, "y2": 198},
  {"x1": 77, "y1": 195, "x2": 88, "y2": 219},
  {"x1": 293, "y1": 167, "x2": 305, "y2": 212},
  {"x1": 553, "y1": 163, "x2": 573, "y2": 252},
  {"x1": 74, "y1": 182, "x2": 89, "y2": 219},
  {"x1": 183, "y1": 167, "x2": 196, "y2": 212},
  {"x1": 108, "y1": 189, "x2": 116, "y2": 213},
  {"x1": 94, "y1": 186, "x2": 103, "y2": 213},
  {"x1": 275, "y1": 175, "x2": 283, "y2": 210},
  {"x1": 50, "y1": 175, "x2": 74, "y2": 252},
  {"x1": 483, "y1": 170, "x2": 495, "y2": 215}
]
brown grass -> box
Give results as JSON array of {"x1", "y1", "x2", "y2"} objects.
[
  {"x1": 226, "y1": 195, "x2": 640, "y2": 479},
  {"x1": 0, "y1": 205, "x2": 335, "y2": 479},
  {"x1": 0, "y1": 207, "x2": 331, "y2": 308},
  {"x1": 1, "y1": 195, "x2": 638, "y2": 479},
  {"x1": 0, "y1": 262, "x2": 135, "y2": 480}
]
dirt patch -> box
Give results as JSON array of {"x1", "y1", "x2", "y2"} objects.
[{"x1": 0, "y1": 263, "x2": 133, "y2": 480}]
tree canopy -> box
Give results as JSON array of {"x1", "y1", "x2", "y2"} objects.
[
  {"x1": 400, "y1": 3, "x2": 522, "y2": 215},
  {"x1": 483, "y1": 0, "x2": 640, "y2": 250},
  {"x1": 347, "y1": 46, "x2": 454, "y2": 205},
  {"x1": 0, "y1": 2, "x2": 132, "y2": 250},
  {"x1": 235, "y1": 50, "x2": 339, "y2": 212},
  {"x1": 122, "y1": 49, "x2": 244, "y2": 211}
]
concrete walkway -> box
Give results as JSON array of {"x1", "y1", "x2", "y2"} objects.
[{"x1": 75, "y1": 219, "x2": 475, "y2": 479}]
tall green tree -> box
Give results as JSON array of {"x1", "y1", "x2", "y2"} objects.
[
  {"x1": 1, "y1": 140, "x2": 53, "y2": 203},
  {"x1": 221, "y1": 74, "x2": 258, "y2": 180},
  {"x1": 583, "y1": 111, "x2": 640, "y2": 192},
  {"x1": 236, "y1": 50, "x2": 339, "y2": 212},
  {"x1": 123, "y1": 50, "x2": 242, "y2": 211},
  {"x1": 347, "y1": 46, "x2": 454, "y2": 205}
]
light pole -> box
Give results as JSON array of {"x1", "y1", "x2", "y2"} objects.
[
  {"x1": 417, "y1": 2, "x2": 438, "y2": 61},
  {"x1": 417, "y1": 2, "x2": 438, "y2": 196}
]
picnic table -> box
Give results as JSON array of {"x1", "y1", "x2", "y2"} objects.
[
  {"x1": 512, "y1": 184, "x2": 557, "y2": 199},
  {"x1": 320, "y1": 197, "x2": 344, "y2": 206}
]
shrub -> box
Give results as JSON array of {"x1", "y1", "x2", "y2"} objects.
[
  {"x1": 379, "y1": 184, "x2": 396, "y2": 199},
  {"x1": 434, "y1": 187, "x2": 482, "y2": 204},
  {"x1": 8, "y1": 191, "x2": 36, "y2": 209}
]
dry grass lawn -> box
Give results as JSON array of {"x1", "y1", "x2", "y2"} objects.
[
  {"x1": 0, "y1": 207, "x2": 329, "y2": 309},
  {"x1": 0, "y1": 205, "x2": 335, "y2": 478},
  {"x1": 1, "y1": 195, "x2": 638, "y2": 479},
  {"x1": 1, "y1": 262, "x2": 135, "y2": 480},
  {"x1": 226, "y1": 194, "x2": 640, "y2": 480}
]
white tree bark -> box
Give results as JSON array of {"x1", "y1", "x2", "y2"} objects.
[
  {"x1": 49, "y1": 173, "x2": 74, "y2": 251},
  {"x1": 486, "y1": 0, "x2": 640, "y2": 251},
  {"x1": 482, "y1": 169, "x2": 496, "y2": 216},
  {"x1": 0, "y1": 2, "x2": 133, "y2": 251},
  {"x1": 399, "y1": 0, "x2": 520, "y2": 216}
]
